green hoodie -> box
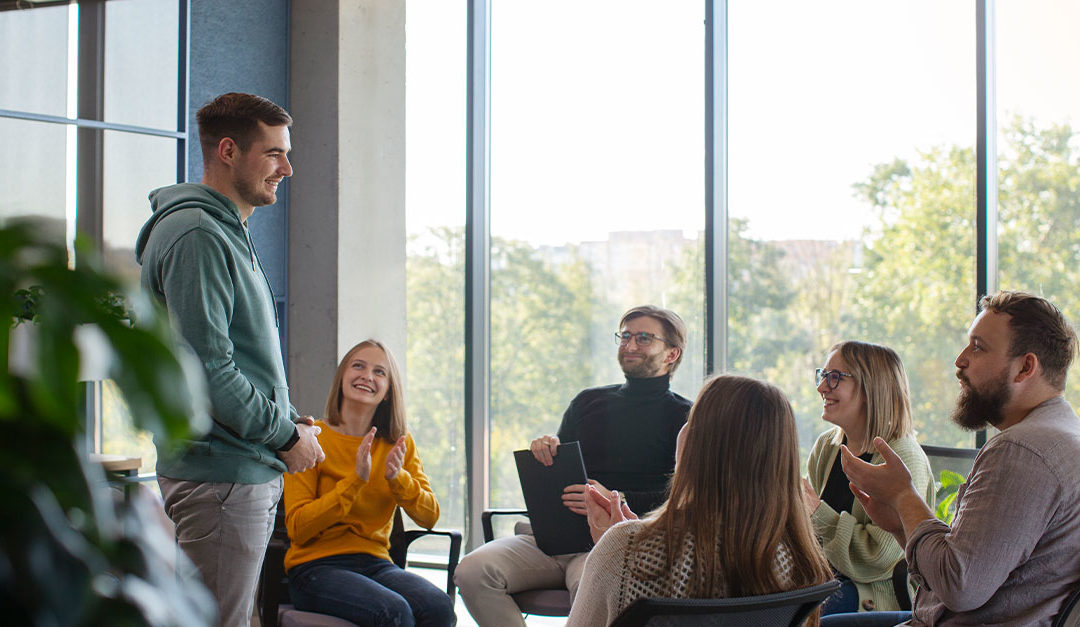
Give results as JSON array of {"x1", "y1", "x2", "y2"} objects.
[{"x1": 135, "y1": 183, "x2": 298, "y2": 484}]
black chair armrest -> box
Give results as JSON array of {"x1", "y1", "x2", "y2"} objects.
[
  {"x1": 481, "y1": 508, "x2": 528, "y2": 543},
  {"x1": 389, "y1": 527, "x2": 463, "y2": 601}
]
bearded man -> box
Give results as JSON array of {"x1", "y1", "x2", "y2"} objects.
[
  {"x1": 831, "y1": 291, "x2": 1080, "y2": 626},
  {"x1": 455, "y1": 305, "x2": 691, "y2": 627}
]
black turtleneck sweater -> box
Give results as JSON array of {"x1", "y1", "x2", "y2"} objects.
[{"x1": 556, "y1": 374, "x2": 692, "y2": 515}]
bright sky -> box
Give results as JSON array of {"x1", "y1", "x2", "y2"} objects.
[{"x1": 405, "y1": 0, "x2": 1080, "y2": 246}]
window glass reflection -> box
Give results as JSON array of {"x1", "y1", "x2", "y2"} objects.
[
  {"x1": 729, "y1": 0, "x2": 977, "y2": 452},
  {"x1": 488, "y1": 0, "x2": 705, "y2": 509},
  {"x1": 0, "y1": 4, "x2": 70, "y2": 116},
  {"x1": 0, "y1": 118, "x2": 69, "y2": 228},
  {"x1": 104, "y1": 0, "x2": 179, "y2": 129},
  {"x1": 405, "y1": 0, "x2": 467, "y2": 554},
  {"x1": 996, "y1": 0, "x2": 1080, "y2": 405},
  {"x1": 102, "y1": 130, "x2": 177, "y2": 284}
]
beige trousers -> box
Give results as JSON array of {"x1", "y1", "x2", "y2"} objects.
[{"x1": 454, "y1": 533, "x2": 588, "y2": 627}]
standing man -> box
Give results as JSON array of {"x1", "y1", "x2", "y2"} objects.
[
  {"x1": 834, "y1": 291, "x2": 1080, "y2": 626},
  {"x1": 135, "y1": 92, "x2": 324, "y2": 626},
  {"x1": 455, "y1": 305, "x2": 692, "y2": 626}
]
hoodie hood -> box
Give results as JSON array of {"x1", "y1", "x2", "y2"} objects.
[{"x1": 135, "y1": 183, "x2": 246, "y2": 263}]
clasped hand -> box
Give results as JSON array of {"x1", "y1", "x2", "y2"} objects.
[
  {"x1": 354, "y1": 426, "x2": 407, "y2": 482},
  {"x1": 583, "y1": 484, "x2": 637, "y2": 543}
]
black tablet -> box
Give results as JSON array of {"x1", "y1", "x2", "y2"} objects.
[{"x1": 513, "y1": 441, "x2": 593, "y2": 556}]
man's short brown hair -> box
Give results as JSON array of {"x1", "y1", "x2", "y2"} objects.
[
  {"x1": 980, "y1": 290, "x2": 1078, "y2": 390},
  {"x1": 619, "y1": 305, "x2": 687, "y2": 374},
  {"x1": 196, "y1": 92, "x2": 292, "y2": 163}
]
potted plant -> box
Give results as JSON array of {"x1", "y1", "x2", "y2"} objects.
[{"x1": 1, "y1": 219, "x2": 215, "y2": 625}]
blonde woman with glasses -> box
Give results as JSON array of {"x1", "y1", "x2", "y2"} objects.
[{"x1": 804, "y1": 341, "x2": 934, "y2": 615}]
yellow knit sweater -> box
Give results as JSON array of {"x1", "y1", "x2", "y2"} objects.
[{"x1": 283, "y1": 420, "x2": 440, "y2": 572}]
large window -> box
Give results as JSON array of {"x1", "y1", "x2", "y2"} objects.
[
  {"x1": 0, "y1": 0, "x2": 185, "y2": 474},
  {"x1": 405, "y1": 0, "x2": 468, "y2": 552},
  {"x1": 728, "y1": 0, "x2": 978, "y2": 453},
  {"x1": 487, "y1": 0, "x2": 705, "y2": 510},
  {"x1": 995, "y1": 0, "x2": 1080, "y2": 404}
]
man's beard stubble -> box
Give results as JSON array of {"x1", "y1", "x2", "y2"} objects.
[
  {"x1": 950, "y1": 368, "x2": 1011, "y2": 431},
  {"x1": 619, "y1": 349, "x2": 667, "y2": 379}
]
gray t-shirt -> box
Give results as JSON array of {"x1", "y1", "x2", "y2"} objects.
[{"x1": 907, "y1": 395, "x2": 1080, "y2": 626}]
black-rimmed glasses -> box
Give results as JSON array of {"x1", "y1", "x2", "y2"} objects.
[
  {"x1": 615, "y1": 331, "x2": 669, "y2": 347},
  {"x1": 815, "y1": 368, "x2": 855, "y2": 390}
]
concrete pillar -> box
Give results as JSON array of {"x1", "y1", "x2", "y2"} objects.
[{"x1": 288, "y1": 1, "x2": 406, "y2": 414}]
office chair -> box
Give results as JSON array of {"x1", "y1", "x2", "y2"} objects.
[
  {"x1": 609, "y1": 579, "x2": 841, "y2": 627},
  {"x1": 257, "y1": 498, "x2": 462, "y2": 627},
  {"x1": 481, "y1": 508, "x2": 574, "y2": 617}
]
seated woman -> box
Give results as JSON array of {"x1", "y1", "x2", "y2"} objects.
[
  {"x1": 804, "y1": 341, "x2": 935, "y2": 614},
  {"x1": 283, "y1": 339, "x2": 455, "y2": 627},
  {"x1": 567, "y1": 374, "x2": 834, "y2": 627}
]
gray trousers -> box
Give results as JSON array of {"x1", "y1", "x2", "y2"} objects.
[
  {"x1": 159, "y1": 475, "x2": 283, "y2": 627},
  {"x1": 454, "y1": 533, "x2": 588, "y2": 627}
]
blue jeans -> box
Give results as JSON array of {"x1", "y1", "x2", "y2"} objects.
[
  {"x1": 820, "y1": 611, "x2": 912, "y2": 626},
  {"x1": 821, "y1": 575, "x2": 860, "y2": 615},
  {"x1": 288, "y1": 552, "x2": 455, "y2": 627}
]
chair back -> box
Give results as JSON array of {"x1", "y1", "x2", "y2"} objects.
[
  {"x1": 257, "y1": 497, "x2": 461, "y2": 627},
  {"x1": 921, "y1": 444, "x2": 978, "y2": 482},
  {"x1": 1054, "y1": 584, "x2": 1080, "y2": 627},
  {"x1": 609, "y1": 579, "x2": 840, "y2": 627}
]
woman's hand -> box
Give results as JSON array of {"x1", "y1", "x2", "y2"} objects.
[
  {"x1": 801, "y1": 476, "x2": 821, "y2": 516},
  {"x1": 584, "y1": 484, "x2": 637, "y2": 543},
  {"x1": 385, "y1": 435, "x2": 407, "y2": 480},
  {"x1": 354, "y1": 426, "x2": 377, "y2": 481}
]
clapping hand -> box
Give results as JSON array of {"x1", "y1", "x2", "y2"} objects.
[
  {"x1": 354, "y1": 426, "x2": 377, "y2": 481},
  {"x1": 385, "y1": 435, "x2": 407, "y2": 480}
]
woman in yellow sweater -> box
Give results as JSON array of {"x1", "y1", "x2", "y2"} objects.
[{"x1": 283, "y1": 339, "x2": 454, "y2": 626}]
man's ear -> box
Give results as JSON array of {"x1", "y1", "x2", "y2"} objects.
[
  {"x1": 665, "y1": 346, "x2": 681, "y2": 365},
  {"x1": 216, "y1": 137, "x2": 239, "y2": 166},
  {"x1": 1014, "y1": 352, "x2": 1040, "y2": 383}
]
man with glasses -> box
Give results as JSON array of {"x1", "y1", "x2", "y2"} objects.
[
  {"x1": 455, "y1": 305, "x2": 692, "y2": 627},
  {"x1": 826, "y1": 291, "x2": 1080, "y2": 626}
]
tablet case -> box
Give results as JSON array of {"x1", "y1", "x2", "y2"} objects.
[{"x1": 513, "y1": 441, "x2": 593, "y2": 556}]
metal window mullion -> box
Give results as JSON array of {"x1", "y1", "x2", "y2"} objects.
[
  {"x1": 176, "y1": 0, "x2": 190, "y2": 183},
  {"x1": 705, "y1": 0, "x2": 728, "y2": 376},
  {"x1": 76, "y1": 0, "x2": 105, "y2": 248},
  {"x1": 975, "y1": 0, "x2": 997, "y2": 449},
  {"x1": 464, "y1": 0, "x2": 492, "y2": 552}
]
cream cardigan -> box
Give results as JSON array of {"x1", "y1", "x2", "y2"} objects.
[{"x1": 807, "y1": 427, "x2": 935, "y2": 611}]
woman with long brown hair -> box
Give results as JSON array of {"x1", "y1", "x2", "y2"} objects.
[{"x1": 567, "y1": 374, "x2": 833, "y2": 626}]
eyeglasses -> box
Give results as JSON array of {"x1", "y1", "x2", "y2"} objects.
[
  {"x1": 615, "y1": 331, "x2": 670, "y2": 347},
  {"x1": 815, "y1": 368, "x2": 855, "y2": 390}
]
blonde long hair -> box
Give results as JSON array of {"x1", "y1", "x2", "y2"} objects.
[
  {"x1": 323, "y1": 339, "x2": 407, "y2": 442},
  {"x1": 827, "y1": 341, "x2": 913, "y2": 452},
  {"x1": 632, "y1": 375, "x2": 832, "y2": 620}
]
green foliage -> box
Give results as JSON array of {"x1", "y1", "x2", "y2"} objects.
[
  {"x1": 1, "y1": 220, "x2": 214, "y2": 625},
  {"x1": 935, "y1": 469, "x2": 966, "y2": 524}
]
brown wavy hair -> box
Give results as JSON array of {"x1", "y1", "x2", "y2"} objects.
[
  {"x1": 632, "y1": 375, "x2": 832, "y2": 623},
  {"x1": 323, "y1": 339, "x2": 406, "y2": 442}
]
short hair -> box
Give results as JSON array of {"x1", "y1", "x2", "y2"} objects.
[
  {"x1": 619, "y1": 305, "x2": 688, "y2": 373},
  {"x1": 980, "y1": 291, "x2": 1078, "y2": 390},
  {"x1": 196, "y1": 92, "x2": 292, "y2": 163},
  {"x1": 827, "y1": 341, "x2": 913, "y2": 451},
  {"x1": 323, "y1": 339, "x2": 407, "y2": 442}
]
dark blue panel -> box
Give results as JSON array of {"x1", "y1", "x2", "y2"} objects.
[{"x1": 187, "y1": 0, "x2": 289, "y2": 298}]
